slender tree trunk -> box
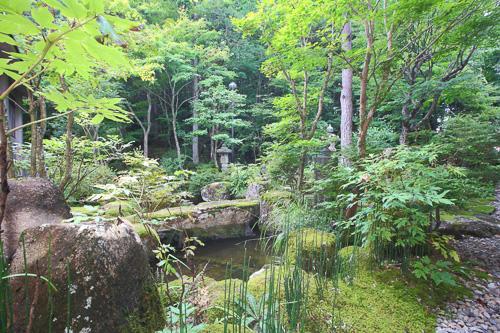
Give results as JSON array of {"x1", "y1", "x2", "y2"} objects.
[
  {"x1": 28, "y1": 91, "x2": 38, "y2": 176},
  {"x1": 172, "y1": 113, "x2": 181, "y2": 159},
  {"x1": 358, "y1": 19, "x2": 374, "y2": 159},
  {"x1": 59, "y1": 112, "x2": 73, "y2": 191},
  {"x1": 297, "y1": 152, "x2": 306, "y2": 191},
  {"x1": 36, "y1": 95, "x2": 47, "y2": 177},
  {"x1": 144, "y1": 92, "x2": 152, "y2": 158},
  {"x1": 192, "y1": 64, "x2": 200, "y2": 165},
  {"x1": 6, "y1": 134, "x2": 14, "y2": 178},
  {"x1": 399, "y1": 102, "x2": 411, "y2": 145},
  {"x1": 59, "y1": 77, "x2": 73, "y2": 192},
  {"x1": 0, "y1": 101, "x2": 10, "y2": 237},
  {"x1": 340, "y1": 22, "x2": 353, "y2": 166}
]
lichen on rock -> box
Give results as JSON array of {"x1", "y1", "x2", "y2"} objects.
[{"x1": 8, "y1": 221, "x2": 163, "y2": 333}]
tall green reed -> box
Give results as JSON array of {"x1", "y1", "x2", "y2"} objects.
[{"x1": 216, "y1": 202, "x2": 365, "y2": 333}]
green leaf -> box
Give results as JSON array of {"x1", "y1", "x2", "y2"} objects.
[
  {"x1": 44, "y1": 0, "x2": 87, "y2": 19},
  {"x1": 31, "y1": 7, "x2": 56, "y2": 29},
  {"x1": 0, "y1": 0, "x2": 31, "y2": 14},
  {"x1": 91, "y1": 114, "x2": 104, "y2": 125},
  {"x1": 87, "y1": 0, "x2": 104, "y2": 15},
  {"x1": 0, "y1": 13, "x2": 39, "y2": 35},
  {"x1": 0, "y1": 34, "x2": 19, "y2": 46}
]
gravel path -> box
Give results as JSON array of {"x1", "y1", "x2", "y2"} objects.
[{"x1": 436, "y1": 187, "x2": 500, "y2": 333}]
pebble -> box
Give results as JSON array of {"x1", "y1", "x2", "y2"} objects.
[{"x1": 435, "y1": 185, "x2": 500, "y2": 333}]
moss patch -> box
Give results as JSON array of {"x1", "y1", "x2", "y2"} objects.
[
  {"x1": 124, "y1": 283, "x2": 165, "y2": 333},
  {"x1": 201, "y1": 260, "x2": 467, "y2": 333},
  {"x1": 126, "y1": 199, "x2": 259, "y2": 223},
  {"x1": 102, "y1": 200, "x2": 136, "y2": 217},
  {"x1": 442, "y1": 197, "x2": 495, "y2": 222},
  {"x1": 286, "y1": 228, "x2": 336, "y2": 273},
  {"x1": 70, "y1": 205, "x2": 99, "y2": 215},
  {"x1": 200, "y1": 323, "x2": 255, "y2": 333}
]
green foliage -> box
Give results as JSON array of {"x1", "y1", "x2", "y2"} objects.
[
  {"x1": 192, "y1": 76, "x2": 248, "y2": 147},
  {"x1": 337, "y1": 145, "x2": 459, "y2": 255},
  {"x1": 224, "y1": 164, "x2": 260, "y2": 198},
  {"x1": 187, "y1": 164, "x2": 224, "y2": 199},
  {"x1": 433, "y1": 114, "x2": 500, "y2": 181},
  {"x1": 0, "y1": 0, "x2": 134, "y2": 110},
  {"x1": 156, "y1": 303, "x2": 206, "y2": 333},
  {"x1": 90, "y1": 151, "x2": 192, "y2": 219},
  {"x1": 412, "y1": 256, "x2": 463, "y2": 287}
]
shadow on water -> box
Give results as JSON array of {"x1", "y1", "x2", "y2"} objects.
[{"x1": 181, "y1": 237, "x2": 272, "y2": 280}]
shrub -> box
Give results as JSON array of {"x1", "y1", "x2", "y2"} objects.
[
  {"x1": 224, "y1": 164, "x2": 261, "y2": 198},
  {"x1": 187, "y1": 164, "x2": 223, "y2": 200},
  {"x1": 433, "y1": 114, "x2": 499, "y2": 181},
  {"x1": 161, "y1": 151, "x2": 188, "y2": 173},
  {"x1": 336, "y1": 145, "x2": 458, "y2": 262},
  {"x1": 65, "y1": 164, "x2": 116, "y2": 203}
]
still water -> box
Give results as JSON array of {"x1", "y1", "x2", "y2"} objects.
[{"x1": 180, "y1": 237, "x2": 272, "y2": 280}]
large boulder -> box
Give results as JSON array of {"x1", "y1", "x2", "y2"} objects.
[
  {"x1": 439, "y1": 217, "x2": 500, "y2": 239},
  {"x1": 8, "y1": 221, "x2": 163, "y2": 333},
  {"x1": 201, "y1": 182, "x2": 231, "y2": 202},
  {"x1": 3, "y1": 177, "x2": 71, "y2": 260},
  {"x1": 245, "y1": 183, "x2": 263, "y2": 200},
  {"x1": 153, "y1": 199, "x2": 259, "y2": 247}
]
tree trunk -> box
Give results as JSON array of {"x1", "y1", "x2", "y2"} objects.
[
  {"x1": 59, "y1": 77, "x2": 73, "y2": 192},
  {"x1": 36, "y1": 95, "x2": 47, "y2": 177},
  {"x1": 357, "y1": 19, "x2": 374, "y2": 159},
  {"x1": 399, "y1": 120, "x2": 410, "y2": 145},
  {"x1": 297, "y1": 151, "x2": 306, "y2": 191},
  {"x1": 144, "y1": 92, "x2": 152, "y2": 158},
  {"x1": 172, "y1": 114, "x2": 181, "y2": 160},
  {"x1": 28, "y1": 91, "x2": 38, "y2": 176},
  {"x1": 192, "y1": 63, "x2": 200, "y2": 165},
  {"x1": 6, "y1": 133, "x2": 14, "y2": 178},
  {"x1": 340, "y1": 22, "x2": 353, "y2": 166},
  {"x1": 0, "y1": 101, "x2": 10, "y2": 237},
  {"x1": 59, "y1": 111, "x2": 74, "y2": 192}
]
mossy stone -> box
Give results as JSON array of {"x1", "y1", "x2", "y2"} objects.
[
  {"x1": 286, "y1": 228, "x2": 336, "y2": 273},
  {"x1": 201, "y1": 323, "x2": 255, "y2": 333},
  {"x1": 124, "y1": 283, "x2": 165, "y2": 333},
  {"x1": 102, "y1": 200, "x2": 136, "y2": 217}
]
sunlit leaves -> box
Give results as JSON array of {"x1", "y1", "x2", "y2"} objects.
[
  {"x1": 31, "y1": 6, "x2": 56, "y2": 29},
  {"x1": 44, "y1": 89, "x2": 129, "y2": 123},
  {"x1": 87, "y1": 0, "x2": 105, "y2": 15},
  {"x1": 0, "y1": 0, "x2": 31, "y2": 14},
  {"x1": 0, "y1": 13, "x2": 39, "y2": 34},
  {"x1": 44, "y1": 0, "x2": 88, "y2": 20}
]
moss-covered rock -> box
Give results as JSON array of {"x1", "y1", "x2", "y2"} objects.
[
  {"x1": 441, "y1": 197, "x2": 495, "y2": 222},
  {"x1": 102, "y1": 200, "x2": 136, "y2": 217},
  {"x1": 201, "y1": 182, "x2": 231, "y2": 202},
  {"x1": 205, "y1": 278, "x2": 244, "y2": 323},
  {"x1": 124, "y1": 283, "x2": 165, "y2": 333},
  {"x1": 200, "y1": 323, "x2": 255, "y2": 333},
  {"x1": 286, "y1": 228, "x2": 336, "y2": 274},
  {"x1": 137, "y1": 200, "x2": 260, "y2": 246},
  {"x1": 131, "y1": 223, "x2": 160, "y2": 261},
  {"x1": 337, "y1": 245, "x2": 372, "y2": 277},
  {"x1": 8, "y1": 222, "x2": 163, "y2": 333}
]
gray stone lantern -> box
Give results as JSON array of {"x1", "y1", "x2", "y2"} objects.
[
  {"x1": 228, "y1": 81, "x2": 237, "y2": 90},
  {"x1": 326, "y1": 124, "x2": 336, "y2": 152},
  {"x1": 217, "y1": 144, "x2": 232, "y2": 171},
  {"x1": 312, "y1": 124, "x2": 336, "y2": 203}
]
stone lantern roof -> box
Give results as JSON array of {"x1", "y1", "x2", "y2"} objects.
[{"x1": 216, "y1": 145, "x2": 232, "y2": 154}]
